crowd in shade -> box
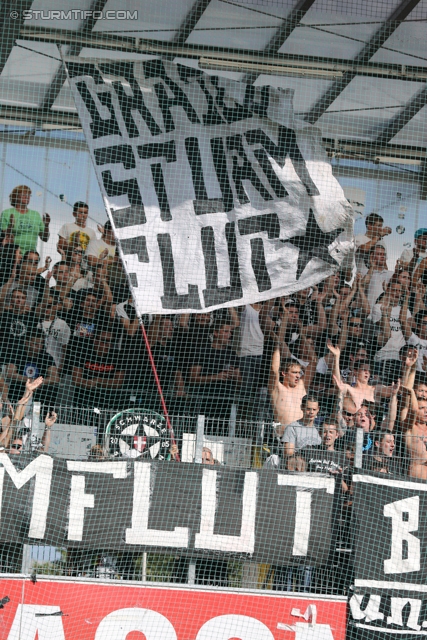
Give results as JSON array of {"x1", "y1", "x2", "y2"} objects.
[{"x1": 0, "y1": 186, "x2": 427, "y2": 484}]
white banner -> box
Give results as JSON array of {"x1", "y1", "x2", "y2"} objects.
[{"x1": 66, "y1": 59, "x2": 354, "y2": 313}]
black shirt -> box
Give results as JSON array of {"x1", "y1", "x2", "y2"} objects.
[
  {"x1": 0, "y1": 310, "x2": 38, "y2": 363},
  {"x1": 192, "y1": 344, "x2": 239, "y2": 396},
  {"x1": 7, "y1": 348, "x2": 56, "y2": 403}
]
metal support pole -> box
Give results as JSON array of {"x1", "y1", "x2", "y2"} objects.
[
  {"x1": 355, "y1": 428, "x2": 364, "y2": 469},
  {"x1": 189, "y1": 414, "x2": 205, "y2": 583}
]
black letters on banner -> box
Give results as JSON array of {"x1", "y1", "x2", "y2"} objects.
[
  {"x1": 157, "y1": 234, "x2": 202, "y2": 310},
  {"x1": 0, "y1": 458, "x2": 336, "y2": 566},
  {"x1": 101, "y1": 171, "x2": 144, "y2": 208},
  {"x1": 75, "y1": 81, "x2": 121, "y2": 140},
  {"x1": 137, "y1": 140, "x2": 177, "y2": 222},
  {"x1": 143, "y1": 59, "x2": 201, "y2": 132},
  {"x1": 245, "y1": 127, "x2": 320, "y2": 196},
  {"x1": 99, "y1": 61, "x2": 163, "y2": 138},
  {"x1": 201, "y1": 222, "x2": 243, "y2": 307},
  {"x1": 238, "y1": 213, "x2": 282, "y2": 292},
  {"x1": 185, "y1": 137, "x2": 224, "y2": 215}
]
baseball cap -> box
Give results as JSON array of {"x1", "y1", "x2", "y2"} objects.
[{"x1": 415, "y1": 228, "x2": 427, "y2": 239}]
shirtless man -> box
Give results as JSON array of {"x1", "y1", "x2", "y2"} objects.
[
  {"x1": 404, "y1": 390, "x2": 427, "y2": 479},
  {"x1": 328, "y1": 341, "x2": 394, "y2": 410},
  {"x1": 268, "y1": 303, "x2": 316, "y2": 437}
]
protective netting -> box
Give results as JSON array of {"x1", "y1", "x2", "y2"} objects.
[{"x1": 1, "y1": 1, "x2": 427, "y2": 639}]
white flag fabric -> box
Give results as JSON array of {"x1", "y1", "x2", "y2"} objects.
[{"x1": 65, "y1": 59, "x2": 354, "y2": 314}]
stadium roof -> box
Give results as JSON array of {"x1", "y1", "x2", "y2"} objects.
[{"x1": 2, "y1": 0, "x2": 427, "y2": 163}]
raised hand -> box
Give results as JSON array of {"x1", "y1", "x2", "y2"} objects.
[
  {"x1": 99, "y1": 248, "x2": 109, "y2": 261},
  {"x1": 405, "y1": 348, "x2": 418, "y2": 370},
  {"x1": 25, "y1": 376, "x2": 44, "y2": 394},
  {"x1": 390, "y1": 379, "x2": 401, "y2": 396},
  {"x1": 45, "y1": 411, "x2": 57, "y2": 429},
  {"x1": 381, "y1": 226, "x2": 392, "y2": 237},
  {"x1": 423, "y1": 355, "x2": 427, "y2": 372},
  {"x1": 43, "y1": 213, "x2": 51, "y2": 226},
  {"x1": 44, "y1": 256, "x2": 52, "y2": 271},
  {"x1": 97, "y1": 224, "x2": 105, "y2": 235},
  {"x1": 327, "y1": 339, "x2": 340, "y2": 357}
]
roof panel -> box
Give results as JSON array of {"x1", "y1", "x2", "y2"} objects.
[
  {"x1": 370, "y1": 21, "x2": 427, "y2": 65},
  {"x1": 315, "y1": 76, "x2": 422, "y2": 142},
  {"x1": 185, "y1": 0, "x2": 282, "y2": 49},
  {"x1": 0, "y1": 41, "x2": 62, "y2": 107},
  {"x1": 23, "y1": 0, "x2": 93, "y2": 31},
  {"x1": 93, "y1": 0, "x2": 198, "y2": 41},
  {"x1": 388, "y1": 104, "x2": 427, "y2": 146}
]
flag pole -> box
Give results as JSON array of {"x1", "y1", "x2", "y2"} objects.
[{"x1": 139, "y1": 323, "x2": 180, "y2": 461}]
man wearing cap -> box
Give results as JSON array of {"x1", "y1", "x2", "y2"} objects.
[{"x1": 400, "y1": 228, "x2": 427, "y2": 270}]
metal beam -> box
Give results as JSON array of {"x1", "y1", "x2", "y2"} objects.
[
  {"x1": 0, "y1": 104, "x2": 81, "y2": 127},
  {"x1": 304, "y1": 0, "x2": 423, "y2": 125},
  {"x1": 0, "y1": 0, "x2": 34, "y2": 75},
  {"x1": 40, "y1": 0, "x2": 109, "y2": 112},
  {"x1": 173, "y1": 0, "x2": 213, "y2": 47},
  {"x1": 374, "y1": 85, "x2": 427, "y2": 145},
  {"x1": 18, "y1": 25, "x2": 427, "y2": 79},
  {"x1": 244, "y1": 0, "x2": 316, "y2": 84}
]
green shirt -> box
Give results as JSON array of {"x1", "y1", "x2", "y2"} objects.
[{"x1": 1, "y1": 207, "x2": 45, "y2": 253}]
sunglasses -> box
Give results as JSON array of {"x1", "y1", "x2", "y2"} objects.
[
  {"x1": 10, "y1": 443, "x2": 22, "y2": 450},
  {"x1": 343, "y1": 411, "x2": 355, "y2": 418}
]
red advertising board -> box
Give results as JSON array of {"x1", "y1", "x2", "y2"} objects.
[{"x1": 0, "y1": 577, "x2": 347, "y2": 640}]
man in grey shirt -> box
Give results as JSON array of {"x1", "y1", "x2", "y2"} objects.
[{"x1": 282, "y1": 394, "x2": 321, "y2": 470}]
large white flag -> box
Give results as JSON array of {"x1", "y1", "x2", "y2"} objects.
[{"x1": 66, "y1": 59, "x2": 354, "y2": 314}]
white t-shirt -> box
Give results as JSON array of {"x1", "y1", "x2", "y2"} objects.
[
  {"x1": 367, "y1": 269, "x2": 393, "y2": 310},
  {"x1": 239, "y1": 305, "x2": 264, "y2": 357},
  {"x1": 86, "y1": 238, "x2": 116, "y2": 259},
  {"x1": 370, "y1": 304, "x2": 411, "y2": 361},
  {"x1": 355, "y1": 234, "x2": 371, "y2": 275},
  {"x1": 400, "y1": 247, "x2": 427, "y2": 265},
  {"x1": 408, "y1": 332, "x2": 427, "y2": 372},
  {"x1": 39, "y1": 318, "x2": 71, "y2": 368},
  {"x1": 58, "y1": 222, "x2": 96, "y2": 251}
]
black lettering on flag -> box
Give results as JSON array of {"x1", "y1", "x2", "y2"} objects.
[
  {"x1": 245, "y1": 127, "x2": 320, "y2": 196},
  {"x1": 184, "y1": 137, "x2": 224, "y2": 215},
  {"x1": 111, "y1": 205, "x2": 146, "y2": 229},
  {"x1": 249, "y1": 238, "x2": 271, "y2": 292},
  {"x1": 113, "y1": 81, "x2": 163, "y2": 138},
  {"x1": 75, "y1": 82, "x2": 121, "y2": 139},
  {"x1": 243, "y1": 85, "x2": 270, "y2": 119},
  {"x1": 195, "y1": 76, "x2": 226, "y2": 126},
  {"x1": 209, "y1": 77, "x2": 251, "y2": 124},
  {"x1": 101, "y1": 171, "x2": 144, "y2": 210},
  {"x1": 252, "y1": 148, "x2": 288, "y2": 199},
  {"x1": 143, "y1": 59, "x2": 201, "y2": 133},
  {"x1": 226, "y1": 134, "x2": 274, "y2": 205},
  {"x1": 94, "y1": 144, "x2": 136, "y2": 170},
  {"x1": 238, "y1": 213, "x2": 280, "y2": 292},
  {"x1": 137, "y1": 140, "x2": 177, "y2": 222},
  {"x1": 157, "y1": 234, "x2": 202, "y2": 310},
  {"x1": 99, "y1": 62, "x2": 163, "y2": 137},
  {"x1": 238, "y1": 212, "x2": 281, "y2": 239},
  {"x1": 201, "y1": 224, "x2": 243, "y2": 307},
  {"x1": 67, "y1": 63, "x2": 104, "y2": 83},
  {"x1": 120, "y1": 236, "x2": 149, "y2": 262},
  {"x1": 210, "y1": 137, "x2": 234, "y2": 213}
]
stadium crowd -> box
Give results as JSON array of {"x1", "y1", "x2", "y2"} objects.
[{"x1": 0, "y1": 184, "x2": 427, "y2": 483}]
